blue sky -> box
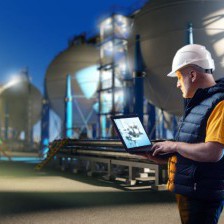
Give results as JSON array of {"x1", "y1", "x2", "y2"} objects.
[{"x1": 0, "y1": 0, "x2": 145, "y2": 93}]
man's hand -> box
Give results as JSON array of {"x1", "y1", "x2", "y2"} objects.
[
  {"x1": 151, "y1": 141, "x2": 224, "y2": 163},
  {"x1": 138, "y1": 152, "x2": 168, "y2": 165},
  {"x1": 144, "y1": 153, "x2": 168, "y2": 165},
  {"x1": 151, "y1": 141, "x2": 177, "y2": 156}
]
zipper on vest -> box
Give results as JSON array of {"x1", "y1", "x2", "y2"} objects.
[{"x1": 194, "y1": 182, "x2": 197, "y2": 191}]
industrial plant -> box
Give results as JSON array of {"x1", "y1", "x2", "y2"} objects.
[{"x1": 1, "y1": 0, "x2": 224, "y2": 191}]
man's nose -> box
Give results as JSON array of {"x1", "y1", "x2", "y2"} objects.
[{"x1": 177, "y1": 80, "x2": 181, "y2": 88}]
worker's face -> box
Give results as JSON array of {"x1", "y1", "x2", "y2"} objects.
[{"x1": 176, "y1": 69, "x2": 195, "y2": 98}]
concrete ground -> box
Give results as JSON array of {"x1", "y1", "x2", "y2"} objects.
[{"x1": 0, "y1": 156, "x2": 224, "y2": 224}]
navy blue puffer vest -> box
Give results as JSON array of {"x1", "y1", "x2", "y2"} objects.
[{"x1": 174, "y1": 78, "x2": 224, "y2": 201}]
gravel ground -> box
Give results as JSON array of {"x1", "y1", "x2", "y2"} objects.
[{"x1": 0, "y1": 159, "x2": 223, "y2": 224}]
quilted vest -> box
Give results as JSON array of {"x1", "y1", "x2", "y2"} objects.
[{"x1": 170, "y1": 78, "x2": 224, "y2": 201}]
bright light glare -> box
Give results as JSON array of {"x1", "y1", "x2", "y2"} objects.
[
  {"x1": 76, "y1": 65, "x2": 100, "y2": 99},
  {"x1": 101, "y1": 17, "x2": 112, "y2": 29},
  {"x1": 114, "y1": 15, "x2": 130, "y2": 39},
  {"x1": 203, "y1": 9, "x2": 224, "y2": 68},
  {"x1": 93, "y1": 90, "x2": 124, "y2": 114},
  {"x1": 0, "y1": 75, "x2": 23, "y2": 93},
  {"x1": 101, "y1": 71, "x2": 122, "y2": 89},
  {"x1": 7, "y1": 75, "x2": 22, "y2": 86},
  {"x1": 102, "y1": 41, "x2": 114, "y2": 53},
  {"x1": 115, "y1": 15, "x2": 127, "y2": 27},
  {"x1": 115, "y1": 90, "x2": 124, "y2": 103},
  {"x1": 119, "y1": 61, "x2": 127, "y2": 73}
]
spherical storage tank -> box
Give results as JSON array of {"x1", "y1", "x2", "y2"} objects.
[
  {"x1": 0, "y1": 76, "x2": 42, "y2": 136},
  {"x1": 129, "y1": 0, "x2": 224, "y2": 115},
  {"x1": 45, "y1": 38, "x2": 100, "y2": 128}
]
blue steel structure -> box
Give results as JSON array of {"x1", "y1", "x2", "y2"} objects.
[
  {"x1": 64, "y1": 74, "x2": 73, "y2": 138},
  {"x1": 133, "y1": 34, "x2": 145, "y2": 123},
  {"x1": 25, "y1": 70, "x2": 33, "y2": 145},
  {"x1": 147, "y1": 103, "x2": 156, "y2": 139},
  {"x1": 133, "y1": 34, "x2": 156, "y2": 139},
  {"x1": 4, "y1": 102, "x2": 9, "y2": 140},
  {"x1": 41, "y1": 80, "x2": 50, "y2": 157},
  {"x1": 184, "y1": 22, "x2": 194, "y2": 110},
  {"x1": 123, "y1": 81, "x2": 133, "y2": 115},
  {"x1": 187, "y1": 22, "x2": 194, "y2": 45}
]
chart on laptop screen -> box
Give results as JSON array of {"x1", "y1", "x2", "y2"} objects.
[{"x1": 113, "y1": 117, "x2": 151, "y2": 149}]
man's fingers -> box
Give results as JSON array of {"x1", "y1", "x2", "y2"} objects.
[
  {"x1": 151, "y1": 143, "x2": 158, "y2": 151},
  {"x1": 153, "y1": 148, "x2": 161, "y2": 156},
  {"x1": 152, "y1": 143, "x2": 161, "y2": 150}
]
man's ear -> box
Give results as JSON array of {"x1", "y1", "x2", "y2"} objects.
[{"x1": 190, "y1": 70, "x2": 197, "y2": 83}]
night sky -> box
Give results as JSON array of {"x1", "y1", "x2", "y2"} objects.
[{"x1": 0, "y1": 0, "x2": 144, "y2": 92}]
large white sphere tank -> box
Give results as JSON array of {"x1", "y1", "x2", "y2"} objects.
[
  {"x1": 0, "y1": 77, "x2": 42, "y2": 133},
  {"x1": 129, "y1": 0, "x2": 224, "y2": 115},
  {"x1": 45, "y1": 38, "x2": 100, "y2": 127}
]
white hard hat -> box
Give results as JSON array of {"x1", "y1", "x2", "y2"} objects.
[{"x1": 167, "y1": 44, "x2": 215, "y2": 77}]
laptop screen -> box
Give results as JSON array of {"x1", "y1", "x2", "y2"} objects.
[{"x1": 113, "y1": 116, "x2": 152, "y2": 149}]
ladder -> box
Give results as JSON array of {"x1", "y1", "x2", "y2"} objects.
[
  {"x1": 0, "y1": 142, "x2": 11, "y2": 161},
  {"x1": 35, "y1": 138, "x2": 69, "y2": 170}
]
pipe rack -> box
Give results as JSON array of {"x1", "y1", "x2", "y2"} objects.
[{"x1": 50, "y1": 139, "x2": 168, "y2": 190}]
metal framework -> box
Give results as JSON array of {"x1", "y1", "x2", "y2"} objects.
[
  {"x1": 98, "y1": 14, "x2": 133, "y2": 138},
  {"x1": 38, "y1": 138, "x2": 168, "y2": 189}
]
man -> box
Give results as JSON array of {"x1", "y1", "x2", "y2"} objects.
[{"x1": 148, "y1": 44, "x2": 224, "y2": 224}]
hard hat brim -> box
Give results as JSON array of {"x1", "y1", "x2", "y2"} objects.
[
  {"x1": 167, "y1": 62, "x2": 190, "y2": 77},
  {"x1": 167, "y1": 71, "x2": 177, "y2": 77},
  {"x1": 166, "y1": 63, "x2": 187, "y2": 77}
]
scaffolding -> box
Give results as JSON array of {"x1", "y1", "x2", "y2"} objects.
[{"x1": 98, "y1": 14, "x2": 133, "y2": 138}]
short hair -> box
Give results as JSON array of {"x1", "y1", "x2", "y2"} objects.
[{"x1": 180, "y1": 64, "x2": 213, "y2": 75}]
